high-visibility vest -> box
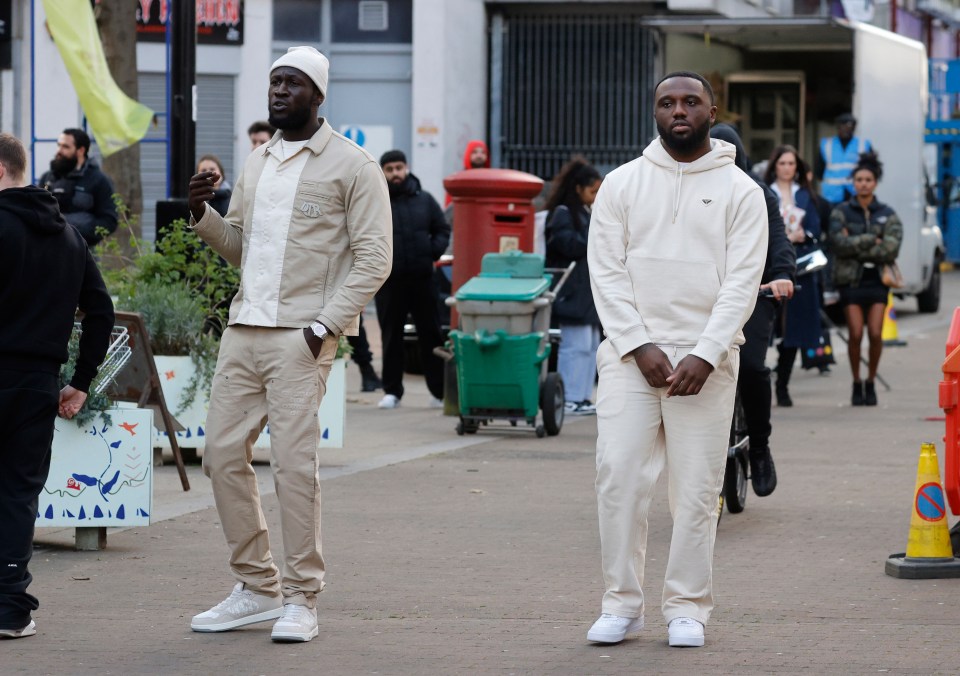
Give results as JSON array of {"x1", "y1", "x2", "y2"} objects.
[{"x1": 820, "y1": 136, "x2": 871, "y2": 203}]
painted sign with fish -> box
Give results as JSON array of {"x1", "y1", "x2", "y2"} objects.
[{"x1": 37, "y1": 408, "x2": 154, "y2": 527}]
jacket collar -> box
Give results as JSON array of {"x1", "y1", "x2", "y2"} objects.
[{"x1": 259, "y1": 119, "x2": 333, "y2": 158}]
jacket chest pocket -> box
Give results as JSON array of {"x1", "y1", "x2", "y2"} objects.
[{"x1": 295, "y1": 181, "x2": 341, "y2": 220}]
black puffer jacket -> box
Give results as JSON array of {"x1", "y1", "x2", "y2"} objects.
[
  {"x1": 0, "y1": 186, "x2": 114, "y2": 392},
  {"x1": 39, "y1": 159, "x2": 118, "y2": 247},
  {"x1": 546, "y1": 203, "x2": 599, "y2": 326},
  {"x1": 387, "y1": 173, "x2": 450, "y2": 278},
  {"x1": 829, "y1": 197, "x2": 903, "y2": 287}
]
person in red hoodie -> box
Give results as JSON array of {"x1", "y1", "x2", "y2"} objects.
[{"x1": 445, "y1": 140, "x2": 491, "y2": 207}]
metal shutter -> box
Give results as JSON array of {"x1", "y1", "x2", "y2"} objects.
[
  {"x1": 137, "y1": 73, "x2": 235, "y2": 241},
  {"x1": 493, "y1": 13, "x2": 656, "y2": 181}
]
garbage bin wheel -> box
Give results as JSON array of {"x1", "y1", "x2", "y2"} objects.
[
  {"x1": 535, "y1": 425, "x2": 546, "y2": 438},
  {"x1": 540, "y1": 372, "x2": 564, "y2": 436},
  {"x1": 456, "y1": 421, "x2": 465, "y2": 436}
]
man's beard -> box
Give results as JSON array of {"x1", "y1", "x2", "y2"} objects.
[
  {"x1": 268, "y1": 105, "x2": 314, "y2": 132},
  {"x1": 657, "y1": 120, "x2": 711, "y2": 155},
  {"x1": 50, "y1": 155, "x2": 78, "y2": 177},
  {"x1": 470, "y1": 158, "x2": 486, "y2": 169}
]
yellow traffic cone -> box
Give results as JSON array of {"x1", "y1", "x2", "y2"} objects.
[
  {"x1": 886, "y1": 442, "x2": 960, "y2": 578},
  {"x1": 882, "y1": 292, "x2": 907, "y2": 346}
]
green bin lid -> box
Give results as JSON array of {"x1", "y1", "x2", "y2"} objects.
[
  {"x1": 455, "y1": 274, "x2": 550, "y2": 301},
  {"x1": 481, "y1": 251, "x2": 545, "y2": 278}
]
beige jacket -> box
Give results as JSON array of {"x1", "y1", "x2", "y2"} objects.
[{"x1": 191, "y1": 121, "x2": 392, "y2": 337}]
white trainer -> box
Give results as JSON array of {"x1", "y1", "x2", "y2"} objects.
[
  {"x1": 586, "y1": 613, "x2": 644, "y2": 643},
  {"x1": 0, "y1": 620, "x2": 36, "y2": 639},
  {"x1": 378, "y1": 394, "x2": 401, "y2": 409},
  {"x1": 428, "y1": 397, "x2": 444, "y2": 409},
  {"x1": 191, "y1": 583, "x2": 283, "y2": 632},
  {"x1": 271, "y1": 603, "x2": 319, "y2": 642},
  {"x1": 668, "y1": 617, "x2": 705, "y2": 647}
]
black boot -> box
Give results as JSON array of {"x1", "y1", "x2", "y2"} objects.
[
  {"x1": 775, "y1": 346, "x2": 794, "y2": 407},
  {"x1": 359, "y1": 363, "x2": 382, "y2": 392},
  {"x1": 775, "y1": 381, "x2": 793, "y2": 407},
  {"x1": 864, "y1": 380, "x2": 877, "y2": 406},
  {"x1": 851, "y1": 381, "x2": 864, "y2": 406},
  {"x1": 749, "y1": 445, "x2": 778, "y2": 497}
]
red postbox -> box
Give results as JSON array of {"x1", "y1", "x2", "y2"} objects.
[{"x1": 443, "y1": 168, "x2": 544, "y2": 308}]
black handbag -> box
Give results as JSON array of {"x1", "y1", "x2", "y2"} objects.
[{"x1": 800, "y1": 329, "x2": 836, "y2": 370}]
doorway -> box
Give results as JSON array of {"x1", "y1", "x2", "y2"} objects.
[{"x1": 726, "y1": 73, "x2": 805, "y2": 167}]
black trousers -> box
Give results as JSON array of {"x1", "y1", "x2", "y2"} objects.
[
  {"x1": 739, "y1": 298, "x2": 777, "y2": 449},
  {"x1": 347, "y1": 314, "x2": 373, "y2": 367},
  {"x1": 0, "y1": 369, "x2": 59, "y2": 629},
  {"x1": 374, "y1": 275, "x2": 445, "y2": 400}
]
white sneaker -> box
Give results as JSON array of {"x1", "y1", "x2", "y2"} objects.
[
  {"x1": 378, "y1": 394, "x2": 401, "y2": 409},
  {"x1": 271, "y1": 603, "x2": 319, "y2": 642},
  {"x1": 428, "y1": 397, "x2": 444, "y2": 409},
  {"x1": 0, "y1": 620, "x2": 36, "y2": 639},
  {"x1": 191, "y1": 582, "x2": 283, "y2": 632},
  {"x1": 586, "y1": 613, "x2": 644, "y2": 643},
  {"x1": 668, "y1": 617, "x2": 704, "y2": 647}
]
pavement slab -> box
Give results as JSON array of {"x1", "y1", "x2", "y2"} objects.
[{"x1": 7, "y1": 284, "x2": 960, "y2": 674}]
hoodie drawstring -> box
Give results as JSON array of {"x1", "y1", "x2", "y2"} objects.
[{"x1": 673, "y1": 163, "x2": 684, "y2": 223}]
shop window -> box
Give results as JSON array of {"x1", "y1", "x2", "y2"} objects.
[
  {"x1": 274, "y1": 0, "x2": 322, "y2": 42},
  {"x1": 331, "y1": 0, "x2": 411, "y2": 43}
]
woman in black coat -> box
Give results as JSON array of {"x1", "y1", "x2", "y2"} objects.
[{"x1": 545, "y1": 157, "x2": 602, "y2": 416}]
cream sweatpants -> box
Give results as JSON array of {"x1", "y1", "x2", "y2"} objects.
[
  {"x1": 203, "y1": 325, "x2": 338, "y2": 609},
  {"x1": 594, "y1": 339, "x2": 739, "y2": 625}
]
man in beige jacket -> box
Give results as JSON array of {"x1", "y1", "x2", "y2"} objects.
[
  {"x1": 586, "y1": 72, "x2": 767, "y2": 648},
  {"x1": 186, "y1": 46, "x2": 391, "y2": 643}
]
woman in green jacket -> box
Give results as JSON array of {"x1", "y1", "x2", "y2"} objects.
[{"x1": 828, "y1": 154, "x2": 902, "y2": 406}]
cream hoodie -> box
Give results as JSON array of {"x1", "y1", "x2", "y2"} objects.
[{"x1": 587, "y1": 137, "x2": 768, "y2": 367}]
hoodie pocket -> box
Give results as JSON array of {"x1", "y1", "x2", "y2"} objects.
[{"x1": 625, "y1": 257, "x2": 720, "y2": 342}]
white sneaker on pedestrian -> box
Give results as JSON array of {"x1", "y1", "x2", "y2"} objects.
[
  {"x1": 428, "y1": 397, "x2": 444, "y2": 409},
  {"x1": 668, "y1": 617, "x2": 704, "y2": 647},
  {"x1": 271, "y1": 603, "x2": 319, "y2": 642},
  {"x1": 191, "y1": 582, "x2": 283, "y2": 632},
  {"x1": 378, "y1": 394, "x2": 400, "y2": 409},
  {"x1": 586, "y1": 613, "x2": 644, "y2": 643},
  {"x1": 0, "y1": 620, "x2": 36, "y2": 639}
]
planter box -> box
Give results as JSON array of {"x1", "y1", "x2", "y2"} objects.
[
  {"x1": 37, "y1": 408, "x2": 154, "y2": 528},
  {"x1": 155, "y1": 356, "x2": 346, "y2": 450}
]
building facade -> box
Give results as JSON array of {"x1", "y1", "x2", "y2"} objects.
[{"x1": 3, "y1": 0, "x2": 960, "y2": 235}]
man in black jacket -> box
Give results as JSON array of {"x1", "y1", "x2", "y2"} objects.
[
  {"x1": 710, "y1": 124, "x2": 796, "y2": 498},
  {"x1": 39, "y1": 128, "x2": 118, "y2": 247},
  {"x1": 0, "y1": 133, "x2": 114, "y2": 639},
  {"x1": 376, "y1": 150, "x2": 450, "y2": 409}
]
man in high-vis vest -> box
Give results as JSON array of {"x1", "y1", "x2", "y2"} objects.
[{"x1": 817, "y1": 113, "x2": 873, "y2": 205}]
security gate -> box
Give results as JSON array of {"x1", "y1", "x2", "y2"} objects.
[{"x1": 490, "y1": 11, "x2": 658, "y2": 181}]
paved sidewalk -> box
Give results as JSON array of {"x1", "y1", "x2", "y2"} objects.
[{"x1": 7, "y1": 293, "x2": 960, "y2": 674}]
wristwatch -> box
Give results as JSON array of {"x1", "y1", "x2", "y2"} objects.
[{"x1": 310, "y1": 321, "x2": 328, "y2": 340}]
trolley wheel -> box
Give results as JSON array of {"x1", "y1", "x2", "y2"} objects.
[
  {"x1": 456, "y1": 420, "x2": 465, "y2": 436},
  {"x1": 535, "y1": 425, "x2": 546, "y2": 438},
  {"x1": 540, "y1": 372, "x2": 565, "y2": 436},
  {"x1": 723, "y1": 396, "x2": 749, "y2": 513},
  {"x1": 463, "y1": 419, "x2": 480, "y2": 435}
]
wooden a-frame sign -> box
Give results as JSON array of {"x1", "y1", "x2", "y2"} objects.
[{"x1": 105, "y1": 311, "x2": 190, "y2": 491}]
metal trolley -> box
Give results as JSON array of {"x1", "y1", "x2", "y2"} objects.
[{"x1": 446, "y1": 252, "x2": 573, "y2": 438}]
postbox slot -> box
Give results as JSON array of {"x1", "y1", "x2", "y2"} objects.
[{"x1": 493, "y1": 214, "x2": 524, "y2": 223}]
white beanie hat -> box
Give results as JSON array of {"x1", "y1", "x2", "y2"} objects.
[{"x1": 271, "y1": 46, "x2": 330, "y2": 97}]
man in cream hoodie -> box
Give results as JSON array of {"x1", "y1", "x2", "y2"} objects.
[{"x1": 586, "y1": 72, "x2": 768, "y2": 648}]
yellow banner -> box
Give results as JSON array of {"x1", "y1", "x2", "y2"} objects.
[{"x1": 42, "y1": 0, "x2": 154, "y2": 157}]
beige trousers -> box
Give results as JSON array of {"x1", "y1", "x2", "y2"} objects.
[
  {"x1": 595, "y1": 339, "x2": 739, "y2": 625},
  {"x1": 203, "y1": 325, "x2": 337, "y2": 608}
]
